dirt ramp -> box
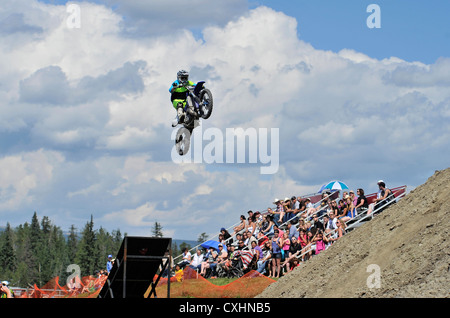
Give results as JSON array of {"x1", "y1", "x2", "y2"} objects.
[{"x1": 257, "y1": 168, "x2": 450, "y2": 298}]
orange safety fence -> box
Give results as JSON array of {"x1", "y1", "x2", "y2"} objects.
[
  {"x1": 15, "y1": 267, "x2": 275, "y2": 298},
  {"x1": 15, "y1": 275, "x2": 107, "y2": 298},
  {"x1": 147, "y1": 267, "x2": 276, "y2": 298}
]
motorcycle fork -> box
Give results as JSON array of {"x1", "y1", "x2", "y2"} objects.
[{"x1": 186, "y1": 95, "x2": 198, "y2": 115}]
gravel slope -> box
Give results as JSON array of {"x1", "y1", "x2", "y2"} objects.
[{"x1": 257, "y1": 168, "x2": 450, "y2": 298}]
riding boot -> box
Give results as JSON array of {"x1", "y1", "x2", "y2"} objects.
[
  {"x1": 177, "y1": 106, "x2": 185, "y2": 123},
  {"x1": 172, "y1": 105, "x2": 185, "y2": 127},
  {"x1": 171, "y1": 115, "x2": 179, "y2": 127}
]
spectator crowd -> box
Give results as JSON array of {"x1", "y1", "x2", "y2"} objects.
[{"x1": 174, "y1": 181, "x2": 399, "y2": 279}]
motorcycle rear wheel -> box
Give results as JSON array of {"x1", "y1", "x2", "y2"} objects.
[{"x1": 175, "y1": 127, "x2": 191, "y2": 156}]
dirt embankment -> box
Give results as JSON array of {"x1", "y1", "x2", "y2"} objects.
[{"x1": 257, "y1": 168, "x2": 450, "y2": 298}]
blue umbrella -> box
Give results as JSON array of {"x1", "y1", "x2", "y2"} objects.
[
  {"x1": 320, "y1": 180, "x2": 349, "y2": 192},
  {"x1": 318, "y1": 184, "x2": 327, "y2": 193},
  {"x1": 200, "y1": 240, "x2": 227, "y2": 253}
]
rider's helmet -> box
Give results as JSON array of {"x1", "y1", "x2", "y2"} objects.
[{"x1": 177, "y1": 70, "x2": 189, "y2": 85}]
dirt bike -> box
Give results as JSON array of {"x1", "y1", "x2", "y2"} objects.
[{"x1": 173, "y1": 81, "x2": 213, "y2": 155}]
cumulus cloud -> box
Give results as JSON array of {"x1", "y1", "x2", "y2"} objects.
[
  {"x1": 101, "y1": 0, "x2": 249, "y2": 37},
  {"x1": 0, "y1": 1, "x2": 449, "y2": 239},
  {"x1": 383, "y1": 57, "x2": 450, "y2": 87},
  {"x1": 0, "y1": 13, "x2": 43, "y2": 35},
  {"x1": 0, "y1": 149, "x2": 64, "y2": 211},
  {"x1": 20, "y1": 65, "x2": 70, "y2": 104},
  {"x1": 19, "y1": 60, "x2": 146, "y2": 105}
]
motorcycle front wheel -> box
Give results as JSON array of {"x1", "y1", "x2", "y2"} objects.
[{"x1": 199, "y1": 89, "x2": 213, "y2": 119}]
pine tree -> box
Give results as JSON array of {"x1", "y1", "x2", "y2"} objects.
[
  {"x1": 112, "y1": 229, "x2": 123, "y2": 254},
  {"x1": 30, "y1": 212, "x2": 40, "y2": 254},
  {"x1": 29, "y1": 212, "x2": 45, "y2": 286},
  {"x1": 74, "y1": 215, "x2": 97, "y2": 277},
  {"x1": 67, "y1": 225, "x2": 78, "y2": 265},
  {"x1": 14, "y1": 223, "x2": 38, "y2": 287},
  {"x1": 151, "y1": 222, "x2": 164, "y2": 237},
  {"x1": 96, "y1": 228, "x2": 123, "y2": 270},
  {"x1": 0, "y1": 223, "x2": 17, "y2": 275},
  {"x1": 197, "y1": 232, "x2": 209, "y2": 244},
  {"x1": 95, "y1": 227, "x2": 113, "y2": 271},
  {"x1": 48, "y1": 225, "x2": 69, "y2": 281},
  {"x1": 38, "y1": 216, "x2": 53, "y2": 284},
  {"x1": 179, "y1": 242, "x2": 192, "y2": 254}
]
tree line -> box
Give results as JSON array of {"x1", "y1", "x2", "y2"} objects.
[
  {"x1": 0, "y1": 215, "x2": 207, "y2": 288},
  {"x1": 0, "y1": 212, "x2": 123, "y2": 288}
]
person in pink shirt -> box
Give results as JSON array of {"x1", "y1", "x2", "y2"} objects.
[
  {"x1": 313, "y1": 230, "x2": 329, "y2": 255},
  {"x1": 281, "y1": 232, "x2": 291, "y2": 261}
]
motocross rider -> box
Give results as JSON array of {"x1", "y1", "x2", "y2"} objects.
[{"x1": 170, "y1": 70, "x2": 195, "y2": 127}]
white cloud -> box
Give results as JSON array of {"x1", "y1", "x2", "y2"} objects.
[
  {"x1": 0, "y1": 149, "x2": 64, "y2": 211},
  {"x1": 19, "y1": 65, "x2": 70, "y2": 104},
  {"x1": 101, "y1": 0, "x2": 249, "y2": 37},
  {"x1": 67, "y1": 183, "x2": 101, "y2": 199},
  {"x1": 0, "y1": 1, "x2": 449, "y2": 239},
  {"x1": 384, "y1": 57, "x2": 450, "y2": 87}
]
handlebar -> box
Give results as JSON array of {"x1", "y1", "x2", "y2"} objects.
[{"x1": 172, "y1": 84, "x2": 195, "y2": 90}]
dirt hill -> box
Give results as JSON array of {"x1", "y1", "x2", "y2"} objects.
[{"x1": 257, "y1": 168, "x2": 450, "y2": 298}]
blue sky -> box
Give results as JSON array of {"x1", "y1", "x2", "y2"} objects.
[
  {"x1": 40, "y1": 0, "x2": 450, "y2": 63},
  {"x1": 254, "y1": 0, "x2": 450, "y2": 64},
  {"x1": 1, "y1": 0, "x2": 449, "y2": 241}
]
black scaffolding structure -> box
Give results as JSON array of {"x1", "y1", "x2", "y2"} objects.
[{"x1": 98, "y1": 236, "x2": 172, "y2": 298}]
